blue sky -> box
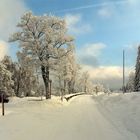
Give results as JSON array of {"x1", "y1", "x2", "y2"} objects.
[
  {"x1": 23, "y1": 0, "x2": 140, "y2": 67},
  {"x1": 0, "y1": 0, "x2": 140, "y2": 89}
]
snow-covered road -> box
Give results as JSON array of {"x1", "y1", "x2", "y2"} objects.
[{"x1": 0, "y1": 95, "x2": 139, "y2": 140}]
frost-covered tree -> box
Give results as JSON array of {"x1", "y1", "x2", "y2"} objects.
[
  {"x1": 126, "y1": 72, "x2": 135, "y2": 92},
  {"x1": 9, "y1": 12, "x2": 74, "y2": 99},
  {"x1": 67, "y1": 50, "x2": 80, "y2": 94},
  {"x1": 12, "y1": 63, "x2": 21, "y2": 96},
  {"x1": 54, "y1": 51, "x2": 68, "y2": 99},
  {"x1": 50, "y1": 48, "x2": 70, "y2": 100},
  {"x1": 16, "y1": 51, "x2": 39, "y2": 96},
  {"x1": 52, "y1": 47, "x2": 80, "y2": 100},
  {"x1": 93, "y1": 84, "x2": 105, "y2": 94},
  {"x1": 134, "y1": 46, "x2": 140, "y2": 91},
  {"x1": 1, "y1": 55, "x2": 34, "y2": 97},
  {"x1": 0, "y1": 62, "x2": 14, "y2": 96},
  {"x1": 1, "y1": 56, "x2": 16, "y2": 96},
  {"x1": 78, "y1": 71, "x2": 90, "y2": 93},
  {"x1": 1, "y1": 56, "x2": 14, "y2": 72},
  {"x1": 82, "y1": 71, "x2": 90, "y2": 93}
]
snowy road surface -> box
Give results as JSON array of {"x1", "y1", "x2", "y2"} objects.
[{"x1": 0, "y1": 95, "x2": 139, "y2": 140}]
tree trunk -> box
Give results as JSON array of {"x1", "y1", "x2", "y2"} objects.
[
  {"x1": 71, "y1": 81, "x2": 75, "y2": 93},
  {"x1": 64, "y1": 80, "x2": 66, "y2": 94},
  {"x1": 41, "y1": 65, "x2": 50, "y2": 99},
  {"x1": 16, "y1": 68, "x2": 21, "y2": 96},
  {"x1": 68, "y1": 80, "x2": 75, "y2": 94},
  {"x1": 84, "y1": 85, "x2": 87, "y2": 93},
  {"x1": 68, "y1": 81, "x2": 71, "y2": 94}
]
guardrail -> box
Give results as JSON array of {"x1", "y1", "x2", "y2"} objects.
[{"x1": 64, "y1": 92, "x2": 85, "y2": 101}]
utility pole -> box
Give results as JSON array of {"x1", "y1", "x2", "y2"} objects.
[{"x1": 123, "y1": 49, "x2": 125, "y2": 94}]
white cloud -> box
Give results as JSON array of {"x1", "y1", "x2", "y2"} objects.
[
  {"x1": 82, "y1": 65, "x2": 133, "y2": 89},
  {"x1": 97, "y1": 0, "x2": 140, "y2": 19},
  {"x1": 98, "y1": 7, "x2": 113, "y2": 18},
  {"x1": 77, "y1": 43, "x2": 106, "y2": 66},
  {"x1": 64, "y1": 14, "x2": 91, "y2": 35},
  {"x1": 0, "y1": 40, "x2": 8, "y2": 60},
  {"x1": 0, "y1": 0, "x2": 27, "y2": 60},
  {"x1": 83, "y1": 43, "x2": 106, "y2": 57},
  {"x1": 124, "y1": 43, "x2": 139, "y2": 51},
  {"x1": 0, "y1": 0, "x2": 28, "y2": 41},
  {"x1": 77, "y1": 42, "x2": 134, "y2": 89},
  {"x1": 127, "y1": 0, "x2": 139, "y2": 5},
  {"x1": 65, "y1": 14, "x2": 81, "y2": 27}
]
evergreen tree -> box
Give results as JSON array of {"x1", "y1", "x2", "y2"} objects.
[
  {"x1": 134, "y1": 46, "x2": 140, "y2": 91},
  {"x1": 0, "y1": 62, "x2": 14, "y2": 96},
  {"x1": 126, "y1": 72, "x2": 135, "y2": 92}
]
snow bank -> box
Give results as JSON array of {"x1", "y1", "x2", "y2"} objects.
[
  {"x1": 94, "y1": 92, "x2": 140, "y2": 139},
  {"x1": 0, "y1": 96, "x2": 69, "y2": 116}
]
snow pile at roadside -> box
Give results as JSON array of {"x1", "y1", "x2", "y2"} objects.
[
  {"x1": 8, "y1": 96, "x2": 68, "y2": 107},
  {"x1": 1, "y1": 92, "x2": 88, "y2": 110},
  {"x1": 0, "y1": 93, "x2": 84, "y2": 112},
  {"x1": 0, "y1": 96, "x2": 69, "y2": 116},
  {"x1": 94, "y1": 92, "x2": 140, "y2": 139}
]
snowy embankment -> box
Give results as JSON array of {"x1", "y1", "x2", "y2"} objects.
[
  {"x1": 94, "y1": 92, "x2": 140, "y2": 140},
  {"x1": 0, "y1": 93, "x2": 140, "y2": 140}
]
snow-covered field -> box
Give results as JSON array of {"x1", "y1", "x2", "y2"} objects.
[{"x1": 0, "y1": 93, "x2": 140, "y2": 140}]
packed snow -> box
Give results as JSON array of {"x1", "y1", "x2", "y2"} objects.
[{"x1": 0, "y1": 93, "x2": 140, "y2": 140}]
